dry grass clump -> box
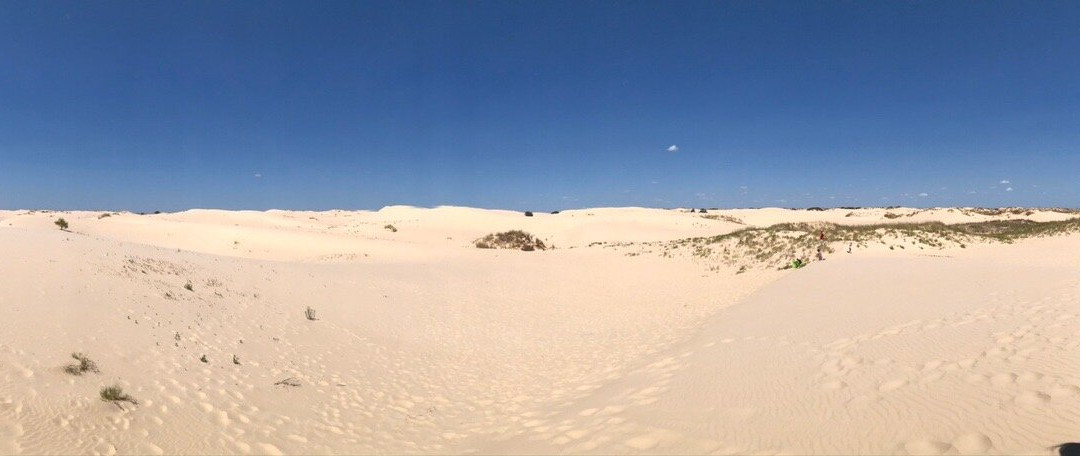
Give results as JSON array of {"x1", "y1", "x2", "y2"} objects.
[
  {"x1": 100, "y1": 385, "x2": 138, "y2": 409},
  {"x1": 305, "y1": 306, "x2": 317, "y2": 321},
  {"x1": 384, "y1": 224, "x2": 398, "y2": 232},
  {"x1": 474, "y1": 230, "x2": 548, "y2": 251},
  {"x1": 63, "y1": 352, "x2": 100, "y2": 376}
]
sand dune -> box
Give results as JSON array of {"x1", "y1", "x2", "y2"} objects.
[{"x1": 1, "y1": 207, "x2": 1078, "y2": 454}]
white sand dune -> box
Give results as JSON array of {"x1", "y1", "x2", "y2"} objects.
[{"x1": 1, "y1": 206, "x2": 1078, "y2": 454}]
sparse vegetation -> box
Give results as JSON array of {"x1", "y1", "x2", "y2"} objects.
[
  {"x1": 200, "y1": 354, "x2": 208, "y2": 363},
  {"x1": 384, "y1": 224, "x2": 398, "y2": 232},
  {"x1": 653, "y1": 217, "x2": 1080, "y2": 271},
  {"x1": 63, "y1": 352, "x2": 99, "y2": 376},
  {"x1": 98, "y1": 213, "x2": 112, "y2": 219},
  {"x1": 232, "y1": 354, "x2": 240, "y2": 365},
  {"x1": 474, "y1": 230, "x2": 547, "y2": 251},
  {"x1": 184, "y1": 281, "x2": 193, "y2": 291},
  {"x1": 100, "y1": 385, "x2": 138, "y2": 409},
  {"x1": 524, "y1": 211, "x2": 534, "y2": 217},
  {"x1": 54, "y1": 218, "x2": 68, "y2": 230},
  {"x1": 305, "y1": 306, "x2": 317, "y2": 321}
]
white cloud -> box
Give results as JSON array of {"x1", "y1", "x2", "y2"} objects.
[
  {"x1": 650, "y1": 180, "x2": 658, "y2": 184},
  {"x1": 918, "y1": 192, "x2": 929, "y2": 197},
  {"x1": 1006, "y1": 187, "x2": 1013, "y2": 192},
  {"x1": 254, "y1": 173, "x2": 262, "y2": 178},
  {"x1": 1000, "y1": 180, "x2": 1010, "y2": 184},
  {"x1": 666, "y1": 145, "x2": 679, "y2": 153}
]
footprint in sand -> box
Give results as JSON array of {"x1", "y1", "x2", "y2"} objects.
[
  {"x1": 879, "y1": 379, "x2": 908, "y2": 392},
  {"x1": 1013, "y1": 390, "x2": 1051, "y2": 407},
  {"x1": 952, "y1": 433, "x2": 993, "y2": 455},
  {"x1": 903, "y1": 439, "x2": 952, "y2": 455}
]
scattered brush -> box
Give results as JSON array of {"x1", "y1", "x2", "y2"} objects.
[
  {"x1": 658, "y1": 216, "x2": 1080, "y2": 271},
  {"x1": 54, "y1": 218, "x2": 69, "y2": 230},
  {"x1": 63, "y1": 352, "x2": 100, "y2": 376},
  {"x1": 232, "y1": 354, "x2": 240, "y2": 365},
  {"x1": 100, "y1": 385, "x2": 138, "y2": 410},
  {"x1": 474, "y1": 230, "x2": 548, "y2": 251},
  {"x1": 384, "y1": 224, "x2": 398, "y2": 232},
  {"x1": 305, "y1": 306, "x2": 317, "y2": 321},
  {"x1": 98, "y1": 213, "x2": 112, "y2": 219},
  {"x1": 199, "y1": 354, "x2": 208, "y2": 363},
  {"x1": 184, "y1": 281, "x2": 193, "y2": 292}
]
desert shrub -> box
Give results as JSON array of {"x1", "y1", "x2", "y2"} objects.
[
  {"x1": 100, "y1": 385, "x2": 138, "y2": 408},
  {"x1": 55, "y1": 218, "x2": 69, "y2": 230},
  {"x1": 524, "y1": 211, "x2": 534, "y2": 217},
  {"x1": 550, "y1": 211, "x2": 560, "y2": 214},
  {"x1": 884, "y1": 213, "x2": 902, "y2": 219},
  {"x1": 305, "y1": 306, "x2": 317, "y2": 321},
  {"x1": 699, "y1": 208, "x2": 708, "y2": 213},
  {"x1": 184, "y1": 281, "x2": 193, "y2": 291},
  {"x1": 474, "y1": 230, "x2": 547, "y2": 251},
  {"x1": 98, "y1": 213, "x2": 112, "y2": 219},
  {"x1": 384, "y1": 224, "x2": 397, "y2": 232},
  {"x1": 63, "y1": 352, "x2": 99, "y2": 375},
  {"x1": 807, "y1": 207, "x2": 825, "y2": 211}
]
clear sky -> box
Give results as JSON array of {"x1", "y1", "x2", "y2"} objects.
[{"x1": 2, "y1": 1, "x2": 1079, "y2": 211}]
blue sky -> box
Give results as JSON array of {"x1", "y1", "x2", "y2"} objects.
[{"x1": 2, "y1": 1, "x2": 1079, "y2": 211}]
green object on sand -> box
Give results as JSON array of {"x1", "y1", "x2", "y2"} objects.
[{"x1": 792, "y1": 259, "x2": 806, "y2": 269}]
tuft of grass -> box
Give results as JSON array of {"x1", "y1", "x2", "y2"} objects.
[
  {"x1": 100, "y1": 385, "x2": 138, "y2": 409},
  {"x1": 63, "y1": 352, "x2": 100, "y2": 376},
  {"x1": 232, "y1": 354, "x2": 240, "y2": 365},
  {"x1": 98, "y1": 213, "x2": 112, "y2": 219},
  {"x1": 184, "y1": 281, "x2": 193, "y2": 292},
  {"x1": 199, "y1": 354, "x2": 208, "y2": 363},
  {"x1": 305, "y1": 306, "x2": 317, "y2": 321},
  {"x1": 54, "y1": 218, "x2": 69, "y2": 230},
  {"x1": 384, "y1": 224, "x2": 397, "y2": 232}
]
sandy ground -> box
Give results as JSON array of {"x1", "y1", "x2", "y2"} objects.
[{"x1": 0, "y1": 206, "x2": 1078, "y2": 454}]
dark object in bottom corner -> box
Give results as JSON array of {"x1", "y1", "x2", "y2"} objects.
[{"x1": 1056, "y1": 443, "x2": 1080, "y2": 456}]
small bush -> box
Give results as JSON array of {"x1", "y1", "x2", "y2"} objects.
[
  {"x1": 550, "y1": 211, "x2": 560, "y2": 214},
  {"x1": 184, "y1": 281, "x2": 193, "y2": 292},
  {"x1": 474, "y1": 230, "x2": 547, "y2": 251},
  {"x1": 200, "y1": 354, "x2": 208, "y2": 363},
  {"x1": 63, "y1": 352, "x2": 99, "y2": 376},
  {"x1": 100, "y1": 385, "x2": 138, "y2": 409},
  {"x1": 699, "y1": 208, "x2": 708, "y2": 213},
  {"x1": 55, "y1": 218, "x2": 69, "y2": 230},
  {"x1": 524, "y1": 211, "x2": 534, "y2": 217},
  {"x1": 384, "y1": 224, "x2": 397, "y2": 232},
  {"x1": 232, "y1": 354, "x2": 240, "y2": 365},
  {"x1": 98, "y1": 213, "x2": 112, "y2": 219},
  {"x1": 305, "y1": 306, "x2": 317, "y2": 321}
]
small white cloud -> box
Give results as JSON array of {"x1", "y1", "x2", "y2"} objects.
[
  {"x1": 1000, "y1": 180, "x2": 1010, "y2": 184},
  {"x1": 918, "y1": 192, "x2": 929, "y2": 197},
  {"x1": 666, "y1": 145, "x2": 679, "y2": 153},
  {"x1": 650, "y1": 180, "x2": 658, "y2": 184},
  {"x1": 968, "y1": 190, "x2": 977, "y2": 194},
  {"x1": 739, "y1": 186, "x2": 748, "y2": 190},
  {"x1": 1006, "y1": 187, "x2": 1013, "y2": 192},
  {"x1": 254, "y1": 173, "x2": 262, "y2": 178}
]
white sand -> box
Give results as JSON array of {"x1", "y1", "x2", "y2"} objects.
[{"x1": 0, "y1": 207, "x2": 1077, "y2": 454}]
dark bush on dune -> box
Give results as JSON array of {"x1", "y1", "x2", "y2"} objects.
[
  {"x1": 806, "y1": 207, "x2": 825, "y2": 211},
  {"x1": 474, "y1": 230, "x2": 547, "y2": 251},
  {"x1": 524, "y1": 211, "x2": 533, "y2": 217}
]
